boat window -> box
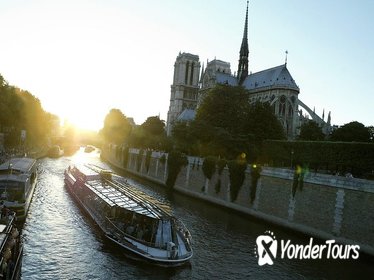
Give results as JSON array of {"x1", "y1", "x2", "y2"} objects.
[
  {"x1": 155, "y1": 220, "x2": 172, "y2": 248},
  {"x1": 112, "y1": 209, "x2": 157, "y2": 244},
  {"x1": 0, "y1": 169, "x2": 22, "y2": 175},
  {"x1": 0, "y1": 184, "x2": 24, "y2": 202}
]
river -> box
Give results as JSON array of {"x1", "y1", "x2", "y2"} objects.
[{"x1": 20, "y1": 148, "x2": 373, "y2": 279}]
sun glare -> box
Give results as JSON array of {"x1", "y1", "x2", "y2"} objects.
[{"x1": 60, "y1": 112, "x2": 103, "y2": 132}]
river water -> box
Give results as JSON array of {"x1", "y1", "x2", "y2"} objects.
[{"x1": 20, "y1": 149, "x2": 373, "y2": 279}]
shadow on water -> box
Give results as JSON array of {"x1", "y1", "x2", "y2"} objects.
[
  {"x1": 109, "y1": 160, "x2": 374, "y2": 280},
  {"x1": 100, "y1": 239, "x2": 193, "y2": 280},
  {"x1": 20, "y1": 151, "x2": 374, "y2": 279}
]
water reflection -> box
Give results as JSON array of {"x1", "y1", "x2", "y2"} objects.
[{"x1": 20, "y1": 148, "x2": 374, "y2": 279}]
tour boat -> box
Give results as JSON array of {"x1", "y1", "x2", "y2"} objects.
[
  {"x1": 0, "y1": 158, "x2": 38, "y2": 220},
  {"x1": 47, "y1": 145, "x2": 64, "y2": 158},
  {"x1": 0, "y1": 213, "x2": 23, "y2": 280},
  {"x1": 84, "y1": 145, "x2": 95, "y2": 153},
  {"x1": 64, "y1": 164, "x2": 193, "y2": 266}
]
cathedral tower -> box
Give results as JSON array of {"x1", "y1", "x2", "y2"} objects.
[
  {"x1": 166, "y1": 52, "x2": 200, "y2": 136},
  {"x1": 237, "y1": 1, "x2": 249, "y2": 85}
]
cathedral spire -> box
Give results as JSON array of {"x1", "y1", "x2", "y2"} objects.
[{"x1": 237, "y1": 1, "x2": 249, "y2": 85}]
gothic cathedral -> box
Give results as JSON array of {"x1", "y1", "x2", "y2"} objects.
[{"x1": 166, "y1": 2, "x2": 331, "y2": 139}]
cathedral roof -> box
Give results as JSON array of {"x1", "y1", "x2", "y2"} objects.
[
  {"x1": 216, "y1": 72, "x2": 238, "y2": 86},
  {"x1": 177, "y1": 109, "x2": 196, "y2": 121},
  {"x1": 243, "y1": 64, "x2": 299, "y2": 91}
]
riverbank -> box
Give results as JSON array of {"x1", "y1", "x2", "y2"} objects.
[{"x1": 101, "y1": 145, "x2": 374, "y2": 257}]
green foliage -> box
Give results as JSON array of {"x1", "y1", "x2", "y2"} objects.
[
  {"x1": 172, "y1": 85, "x2": 285, "y2": 159},
  {"x1": 262, "y1": 140, "x2": 374, "y2": 177},
  {"x1": 193, "y1": 85, "x2": 251, "y2": 158},
  {"x1": 202, "y1": 156, "x2": 216, "y2": 180},
  {"x1": 128, "y1": 116, "x2": 167, "y2": 150},
  {"x1": 215, "y1": 180, "x2": 221, "y2": 194},
  {"x1": 330, "y1": 121, "x2": 371, "y2": 142},
  {"x1": 141, "y1": 116, "x2": 165, "y2": 135},
  {"x1": 166, "y1": 151, "x2": 188, "y2": 189},
  {"x1": 101, "y1": 109, "x2": 132, "y2": 145},
  {"x1": 215, "y1": 158, "x2": 227, "y2": 194},
  {"x1": 171, "y1": 121, "x2": 197, "y2": 154},
  {"x1": 217, "y1": 158, "x2": 227, "y2": 175},
  {"x1": 298, "y1": 121, "x2": 325, "y2": 141},
  {"x1": 244, "y1": 101, "x2": 285, "y2": 143},
  {"x1": 196, "y1": 85, "x2": 250, "y2": 135},
  {"x1": 228, "y1": 155, "x2": 248, "y2": 202},
  {"x1": 0, "y1": 74, "x2": 59, "y2": 148}
]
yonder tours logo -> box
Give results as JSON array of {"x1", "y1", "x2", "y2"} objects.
[
  {"x1": 255, "y1": 231, "x2": 278, "y2": 266},
  {"x1": 255, "y1": 231, "x2": 360, "y2": 266}
]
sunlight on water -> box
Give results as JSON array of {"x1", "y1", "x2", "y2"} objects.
[
  {"x1": 20, "y1": 150, "x2": 374, "y2": 279},
  {"x1": 70, "y1": 146, "x2": 102, "y2": 165}
]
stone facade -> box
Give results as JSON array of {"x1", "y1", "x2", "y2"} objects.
[
  {"x1": 103, "y1": 145, "x2": 374, "y2": 256},
  {"x1": 166, "y1": 52, "x2": 200, "y2": 135},
  {"x1": 166, "y1": 3, "x2": 332, "y2": 139}
]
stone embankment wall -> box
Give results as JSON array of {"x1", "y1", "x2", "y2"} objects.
[{"x1": 102, "y1": 146, "x2": 374, "y2": 256}]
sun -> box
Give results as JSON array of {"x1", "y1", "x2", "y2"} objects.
[
  {"x1": 73, "y1": 114, "x2": 103, "y2": 131},
  {"x1": 59, "y1": 112, "x2": 104, "y2": 132}
]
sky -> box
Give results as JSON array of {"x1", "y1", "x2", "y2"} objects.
[{"x1": 0, "y1": 0, "x2": 373, "y2": 130}]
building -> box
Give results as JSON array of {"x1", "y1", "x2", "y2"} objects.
[
  {"x1": 166, "y1": 53, "x2": 200, "y2": 136},
  {"x1": 166, "y1": 2, "x2": 331, "y2": 139}
]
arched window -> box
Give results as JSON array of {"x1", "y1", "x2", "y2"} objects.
[
  {"x1": 279, "y1": 95, "x2": 286, "y2": 116},
  {"x1": 190, "y1": 62, "x2": 194, "y2": 85},
  {"x1": 185, "y1": 61, "x2": 190, "y2": 84}
]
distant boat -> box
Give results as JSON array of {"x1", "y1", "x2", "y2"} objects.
[
  {"x1": 47, "y1": 145, "x2": 64, "y2": 158},
  {"x1": 64, "y1": 164, "x2": 193, "y2": 266},
  {"x1": 0, "y1": 213, "x2": 23, "y2": 279},
  {"x1": 0, "y1": 157, "x2": 38, "y2": 220},
  {"x1": 84, "y1": 145, "x2": 95, "y2": 153}
]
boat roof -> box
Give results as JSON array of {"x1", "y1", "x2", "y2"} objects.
[
  {"x1": 0, "y1": 158, "x2": 36, "y2": 173},
  {"x1": 75, "y1": 165, "x2": 172, "y2": 220}
]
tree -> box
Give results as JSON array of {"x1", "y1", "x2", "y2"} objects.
[
  {"x1": 244, "y1": 101, "x2": 285, "y2": 143},
  {"x1": 101, "y1": 109, "x2": 132, "y2": 144},
  {"x1": 298, "y1": 121, "x2": 325, "y2": 141},
  {"x1": 166, "y1": 151, "x2": 188, "y2": 189},
  {"x1": 195, "y1": 85, "x2": 249, "y2": 136},
  {"x1": 193, "y1": 85, "x2": 252, "y2": 158},
  {"x1": 140, "y1": 116, "x2": 167, "y2": 150},
  {"x1": 141, "y1": 116, "x2": 165, "y2": 135},
  {"x1": 192, "y1": 85, "x2": 285, "y2": 159},
  {"x1": 0, "y1": 75, "x2": 58, "y2": 149},
  {"x1": 202, "y1": 156, "x2": 217, "y2": 193},
  {"x1": 127, "y1": 126, "x2": 146, "y2": 148},
  {"x1": 171, "y1": 121, "x2": 196, "y2": 154},
  {"x1": 330, "y1": 121, "x2": 370, "y2": 142},
  {"x1": 127, "y1": 116, "x2": 168, "y2": 150}
]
